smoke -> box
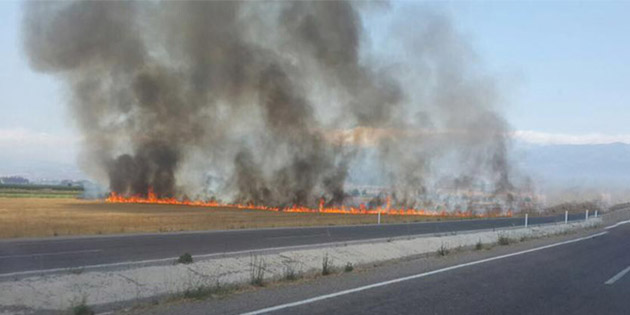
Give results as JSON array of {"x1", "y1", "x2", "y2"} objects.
[{"x1": 22, "y1": 1, "x2": 526, "y2": 210}]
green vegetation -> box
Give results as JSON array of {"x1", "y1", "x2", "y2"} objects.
[
  {"x1": 182, "y1": 284, "x2": 229, "y2": 300},
  {"x1": 283, "y1": 263, "x2": 299, "y2": 281},
  {"x1": 498, "y1": 235, "x2": 512, "y2": 246},
  {"x1": 70, "y1": 299, "x2": 94, "y2": 315},
  {"x1": 475, "y1": 239, "x2": 483, "y2": 250},
  {"x1": 169, "y1": 281, "x2": 235, "y2": 302},
  {"x1": 176, "y1": 253, "x2": 193, "y2": 264},
  {"x1": 437, "y1": 244, "x2": 450, "y2": 256},
  {"x1": 0, "y1": 184, "x2": 83, "y2": 198},
  {"x1": 322, "y1": 253, "x2": 333, "y2": 275},
  {"x1": 344, "y1": 262, "x2": 354, "y2": 272},
  {"x1": 250, "y1": 255, "x2": 266, "y2": 286}
]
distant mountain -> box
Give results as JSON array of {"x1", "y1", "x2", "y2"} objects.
[
  {"x1": 0, "y1": 158, "x2": 85, "y2": 181},
  {"x1": 2, "y1": 142, "x2": 629, "y2": 190},
  {"x1": 346, "y1": 142, "x2": 630, "y2": 192},
  {"x1": 514, "y1": 142, "x2": 630, "y2": 188}
]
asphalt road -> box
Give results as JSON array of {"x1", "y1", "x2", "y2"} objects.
[
  {"x1": 260, "y1": 224, "x2": 630, "y2": 315},
  {"x1": 0, "y1": 213, "x2": 586, "y2": 275},
  {"x1": 142, "y1": 221, "x2": 629, "y2": 315}
]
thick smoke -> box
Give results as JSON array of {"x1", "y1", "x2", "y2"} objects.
[{"x1": 23, "y1": 1, "x2": 525, "y2": 210}]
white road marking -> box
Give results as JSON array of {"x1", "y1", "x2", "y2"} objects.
[
  {"x1": 265, "y1": 233, "x2": 329, "y2": 241},
  {"x1": 605, "y1": 219, "x2": 630, "y2": 230},
  {"x1": 0, "y1": 249, "x2": 102, "y2": 259},
  {"x1": 0, "y1": 256, "x2": 177, "y2": 278},
  {"x1": 605, "y1": 266, "x2": 630, "y2": 285},
  {"x1": 0, "y1": 220, "x2": 600, "y2": 279},
  {"x1": 0, "y1": 217, "x2": 500, "y2": 243},
  {"x1": 241, "y1": 231, "x2": 609, "y2": 315}
]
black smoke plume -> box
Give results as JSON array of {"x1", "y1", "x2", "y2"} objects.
[{"x1": 23, "y1": 1, "x2": 525, "y2": 210}]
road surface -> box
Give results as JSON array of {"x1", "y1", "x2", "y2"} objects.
[
  {"x1": 0, "y1": 213, "x2": 586, "y2": 276},
  {"x1": 139, "y1": 221, "x2": 630, "y2": 315}
]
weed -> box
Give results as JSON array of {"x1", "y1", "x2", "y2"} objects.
[
  {"x1": 283, "y1": 263, "x2": 299, "y2": 281},
  {"x1": 69, "y1": 267, "x2": 84, "y2": 275},
  {"x1": 70, "y1": 299, "x2": 93, "y2": 315},
  {"x1": 183, "y1": 286, "x2": 215, "y2": 299},
  {"x1": 182, "y1": 282, "x2": 231, "y2": 300},
  {"x1": 498, "y1": 235, "x2": 511, "y2": 246},
  {"x1": 437, "y1": 244, "x2": 449, "y2": 256},
  {"x1": 475, "y1": 240, "x2": 483, "y2": 250},
  {"x1": 344, "y1": 262, "x2": 354, "y2": 272},
  {"x1": 176, "y1": 253, "x2": 193, "y2": 264},
  {"x1": 250, "y1": 255, "x2": 266, "y2": 286},
  {"x1": 183, "y1": 286, "x2": 214, "y2": 300},
  {"x1": 322, "y1": 253, "x2": 333, "y2": 275}
]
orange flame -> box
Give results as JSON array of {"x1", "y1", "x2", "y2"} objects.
[{"x1": 106, "y1": 187, "x2": 512, "y2": 218}]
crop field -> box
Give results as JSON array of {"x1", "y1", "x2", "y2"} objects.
[
  {"x1": 0, "y1": 197, "x2": 455, "y2": 239},
  {"x1": 0, "y1": 184, "x2": 83, "y2": 198}
]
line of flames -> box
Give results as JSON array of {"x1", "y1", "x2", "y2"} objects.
[{"x1": 106, "y1": 187, "x2": 512, "y2": 218}]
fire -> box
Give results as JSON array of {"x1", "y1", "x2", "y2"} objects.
[{"x1": 106, "y1": 187, "x2": 512, "y2": 218}]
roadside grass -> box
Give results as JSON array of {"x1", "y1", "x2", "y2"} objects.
[
  {"x1": 183, "y1": 286, "x2": 216, "y2": 300},
  {"x1": 176, "y1": 253, "x2": 193, "y2": 265},
  {"x1": 250, "y1": 255, "x2": 266, "y2": 286},
  {"x1": 68, "y1": 298, "x2": 94, "y2": 315},
  {"x1": 344, "y1": 262, "x2": 354, "y2": 272},
  {"x1": 322, "y1": 253, "x2": 333, "y2": 275},
  {"x1": 437, "y1": 243, "x2": 450, "y2": 256},
  {"x1": 283, "y1": 262, "x2": 301, "y2": 281},
  {"x1": 497, "y1": 234, "x2": 513, "y2": 246},
  {"x1": 182, "y1": 283, "x2": 232, "y2": 300},
  {"x1": 475, "y1": 239, "x2": 484, "y2": 250}
]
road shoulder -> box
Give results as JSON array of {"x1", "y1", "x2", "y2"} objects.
[{"x1": 120, "y1": 221, "x2": 605, "y2": 315}]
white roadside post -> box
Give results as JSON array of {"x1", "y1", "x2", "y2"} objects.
[
  {"x1": 595, "y1": 210, "x2": 598, "y2": 218},
  {"x1": 565, "y1": 211, "x2": 568, "y2": 224},
  {"x1": 378, "y1": 209, "x2": 381, "y2": 225},
  {"x1": 525, "y1": 213, "x2": 528, "y2": 227},
  {"x1": 585, "y1": 210, "x2": 589, "y2": 221}
]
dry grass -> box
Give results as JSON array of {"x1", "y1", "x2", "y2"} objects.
[{"x1": 0, "y1": 198, "x2": 452, "y2": 239}]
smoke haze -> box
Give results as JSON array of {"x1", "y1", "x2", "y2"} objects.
[{"x1": 22, "y1": 1, "x2": 525, "y2": 210}]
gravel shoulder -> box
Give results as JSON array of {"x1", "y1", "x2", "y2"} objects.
[
  {"x1": 122, "y1": 223, "x2": 606, "y2": 315},
  {"x1": 119, "y1": 220, "x2": 605, "y2": 315}
]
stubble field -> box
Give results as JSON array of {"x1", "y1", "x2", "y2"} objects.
[{"x1": 0, "y1": 197, "x2": 448, "y2": 239}]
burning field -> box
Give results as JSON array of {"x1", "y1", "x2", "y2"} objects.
[
  {"x1": 20, "y1": 1, "x2": 537, "y2": 219},
  {"x1": 0, "y1": 197, "x2": 479, "y2": 239},
  {"x1": 106, "y1": 187, "x2": 515, "y2": 218}
]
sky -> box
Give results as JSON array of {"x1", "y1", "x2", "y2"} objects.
[
  {"x1": 0, "y1": 0, "x2": 77, "y2": 166},
  {"x1": 447, "y1": 1, "x2": 630, "y2": 137},
  {"x1": 1, "y1": 1, "x2": 630, "y2": 176}
]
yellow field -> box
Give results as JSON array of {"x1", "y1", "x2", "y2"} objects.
[{"x1": 0, "y1": 198, "x2": 446, "y2": 239}]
